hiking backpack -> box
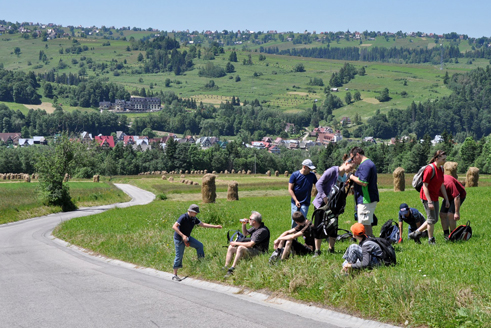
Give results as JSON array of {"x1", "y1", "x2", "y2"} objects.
[
  {"x1": 227, "y1": 230, "x2": 245, "y2": 243},
  {"x1": 379, "y1": 219, "x2": 400, "y2": 244},
  {"x1": 336, "y1": 228, "x2": 354, "y2": 242},
  {"x1": 412, "y1": 164, "x2": 436, "y2": 192},
  {"x1": 312, "y1": 207, "x2": 338, "y2": 238},
  {"x1": 448, "y1": 221, "x2": 472, "y2": 241},
  {"x1": 326, "y1": 180, "x2": 349, "y2": 216},
  {"x1": 367, "y1": 237, "x2": 397, "y2": 266}
]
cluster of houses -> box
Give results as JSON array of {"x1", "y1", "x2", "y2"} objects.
[{"x1": 99, "y1": 97, "x2": 161, "y2": 112}]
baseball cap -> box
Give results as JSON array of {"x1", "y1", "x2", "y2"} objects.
[
  {"x1": 399, "y1": 203, "x2": 409, "y2": 216},
  {"x1": 301, "y1": 159, "x2": 316, "y2": 170},
  {"x1": 188, "y1": 204, "x2": 200, "y2": 213},
  {"x1": 350, "y1": 223, "x2": 366, "y2": 237}
]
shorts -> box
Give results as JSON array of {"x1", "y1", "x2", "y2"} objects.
[
  {"x1": 357, "y1": 202, "x2": 377, "y2": 225},
  {"x1": 290, "y1": 239, "x2": 314, "y2": 256},
  {"x1": 440, "y1": 196, "x2": 465, "y2": 214},
  {"x1": 244, "y1": 247, "x2": 262, "y2": 258},
  {"x1": 422, "y1": 200, "x2": 439, "y2": 224}
]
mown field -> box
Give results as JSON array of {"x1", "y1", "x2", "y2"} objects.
[
  {"x1": 1, "y1": 32, "x2": 488, "y2": 124},
  {"x1": 0, "y1": 181, "x2": 130, "y2": 224},
  {"x1": 53, "y1": 174, "x2": 491, "y2": 327}
]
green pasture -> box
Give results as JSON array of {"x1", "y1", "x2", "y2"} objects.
[
  {"x1": 0, "y1": 181, "x2": 130, "y2": 224},
  {"x1": 53, "y1": 174, "x2": 490, "y2": 327}
]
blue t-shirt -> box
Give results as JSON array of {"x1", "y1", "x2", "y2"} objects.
[
  {"x1": 289, "y1": 170, "x2": 318, "y2": 206},
  {"x1": 398, "y1": 208, "x2": 425, "y2": 228},
  {"x1": 173, "y1": 213, "x2": 201, "y2": 241},
  {"x1": 354, "y1": 158, "x2": 379, "y2": 205}
]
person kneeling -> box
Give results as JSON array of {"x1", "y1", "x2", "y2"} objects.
[
  {"x1": 224, "y1": 211, "x2": 270, "y2": 277},
  {"x1": 342, "y1": 223, "x2": 383, "y2": 273},
  {"x1": 270, "y1": 211, "x2": 314, "y2": 263}
]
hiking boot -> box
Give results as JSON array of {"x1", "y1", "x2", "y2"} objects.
[
  {"x1": 428, "y1": 237, "x2": 436, "y2": 245},
  {"x1": 224, "y1": 267, "x2": 234, "y2": 278},
  {"x1": 172, "y1": 275, "x2": 182, "y2": 282},
  {"x1": 313, "y1": 250, "x2": 321, "y2": 257},
  {"x1": 269, "y1": 249, "x2": 281, "y2": 264},
  {"x1": 408, "y1": 230, "x2": 422, "y2": 240},
  {"x1": 414, "y1": 237, "x2": 421, "y2": 244}
]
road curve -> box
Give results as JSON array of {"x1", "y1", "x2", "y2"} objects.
[{"x1": 0, "y1": 184, "x2": 398, "y2": 328}]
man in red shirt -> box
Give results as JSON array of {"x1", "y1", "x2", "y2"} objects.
[{"x1": 440, "y1": 175, "x2": 466, "y2": 240}]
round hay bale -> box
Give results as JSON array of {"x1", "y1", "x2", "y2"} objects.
[
  {"x1": 266, "y1": 170, "x2": 271, "y2": 177},
  {"x1": 24, "y1": 174, "x2": 31, "y2": 183},
  {"x1": 231, "y1": 169, "x2": 235, "y2": 174},
  {"x1": 201, "y1": 174, "x2": 217, "y2": 203},
  {"x1": 220, "y1": 171, "x2": 223, "y2": 174},
  {"x1": 466, "y1": 167, "x2": 479, "y2": 187},
  {"x1": 227, "y1": 181, "x2": 239, "y2": 201},
  {"x1": 224, "y1": 170, "x2": 229, "y2": 174},
  {"x1": 180, "y1": 170, "x2": 184, "y2": 174},
  {"x1": 185, "y1": 170, "x2": 189, "y2": 174},
  {"x1": 93, "y1": 175, "x2": 100, "y2": 183},
  {"x1": 444, "y1": 162, "x2": 458, "y2": 179},
  {"x1": 194, "y1": 182, "x2": 200, "y2": 186},
  {"x1": 161, "y1": 175, "x2": 167, "y2": 180},
  {"x1": 180, "y1": 179, "x2": 185, "y2": 183},
  {"x1": 275, "y1": 170, "x2": 279, "y2": 177},
  {"x1": 168, "y1": 177, "x2": 174, "y2": 182},
  {"x1": 212, "y1": 171, "x2": 217, "y2": 174},
  {"x1": 284, "y1": 171, "x2": 289, "y2": 177},
  {"x1": 1, "y1": 174, "x2": 5, "y2": 180},
  {"x1": 204, "y1": 170, "x2": 208, "y2": 174},
  {"x1": 180, "y1": 174, "x2": 185, "y2": 178},
  {"x1": 247, "y1": 170, "x2": 252, "y2": 175},
  {"x1": 63, "y1": 173, "x2": 69, "y2": 182},
  {"x1": 393, "y1": 167, "x2": 405, "y2": 192},
  {"x1": 163, "y1": 171, "x2": 168, "y2": 174}
]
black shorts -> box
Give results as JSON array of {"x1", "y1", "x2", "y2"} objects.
[
  {"x1": 440, "y1": 196, "x2": 465, "y2": 214},
  {"x1": 291, "y1": 240, "x2": 314, "y2": 256}
]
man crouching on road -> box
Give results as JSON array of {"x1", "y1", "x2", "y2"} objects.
[
  {"x1": 172, "y1": 204, "x2": 222, "y2": 282},
  {"x1": 224, "y1": 211, "x2": 270, "y2": 278}
]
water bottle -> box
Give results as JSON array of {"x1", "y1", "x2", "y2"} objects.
[{"x1": 240, "y1": 219, "x2": 248, "y2": 223}]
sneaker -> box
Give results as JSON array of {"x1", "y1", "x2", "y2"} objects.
[
  {"x1": 172, "y1": 275, "x2": 182, "y2": 282},
  {"x1": 313, "y1": 250, "x2": 321, "y2": 257},
  {"x1": 428, "y1": 237, "x2": 436, "y2": 245},
  {"x1": 414, "y1": 237, "x2": 421, "y2": 244},
  {"x1": 224, "y1": 267, "x2": 234, "y2": 278},
  {"x1": 408, "y1": 230, "x2": 422, "y2": 240},
  {"x1": 269, "y1": 249, "x2": 280, "y2": 264},
  {"x1": 444, "y1": 234, "x2": 449, "y2": 241}
]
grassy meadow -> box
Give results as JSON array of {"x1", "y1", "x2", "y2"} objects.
[
  {"x1": 52, "y1": 174, "x2": 491, "y2": 327},
  {"x1": 0, "y1": 181, "x2": 130, "y2": 224}
]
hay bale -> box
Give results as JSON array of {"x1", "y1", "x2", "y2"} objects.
[
  {"x1": 220, "y1": 171, "x2": 223, "y2": 174},
  {"x1": 212, "y1": 171, "x2": 217, "y2": 174},
  {"x1": 231, "y1": 169, "x2": 235, "y2": 174},
  {"x1": 0, "y1": 174, "x2": 4, "y2": 180},
  {"x1": 247, "y1": 170, "x2": 252, "y2": 175},
  {"x1": 444, "y1": 162, "x2": 458, "y2": 179},
  {"x1": 227, "y1": 181, "x2": 239, "y2": 201},
  {"x1": 185, "y1": 170, "x2": 189, "y2": 174},
  {"x1": 284, "y1": 171, "x2": 289, "y2": 177},
  {"x1": 204, "y1": 170, "x2": 208, "y2": 174},
  {"x1": 242, "y1": 170, "x2": 246, "y2": 174},
  {"x1": 466, "y1": 167, "x2": 479, "y2": 187},
  {"x1": 63, "y1": 173, "x2": 69, "y2": 182},
  {"x1": 161, "y1": 175, "x2": 167, "y2": 180},
  {"x1": 180, "y1": 174, "x2": 185, "y2": 178},
  {"x1": 275, "y1": 170, "x2": 279, "y2": 177},
  {"x1": 266, "y1": 170, "x2": 271, "y2": 177},
  {"x1": 168, "y1": 177, "x2": 174, "y2": 182},
  {"x1": 180, "y1": 170, "x2": 184, "y2": 174},
  {"x1": 393, "y1": 167, "x2": 405, "y2": 192},
  {"x1": 459, "y1": 179, "x2": 466, "y2": 187},
  {"x1": 24, "y1": 174, "x2": 31, "y2": 183},
  {"x1": 194, "y1": 182, "x2": 200, "y2": 186},
  {"x1": 201, "y1": 174, "x2": 217, "y2": 203},
  {"x1": 93, "y1": 175, "x2": 100, "y2": 183},
  {"x1": 163, "y1": 171, "x2": 168, "y2": 174},
  {"x1": 180, "y1": 179, "x2": 186, "y2": 183}
]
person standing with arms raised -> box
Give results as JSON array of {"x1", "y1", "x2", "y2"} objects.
[{"x1": 349, "y1": 147, "x2": 379, "y2": 237}]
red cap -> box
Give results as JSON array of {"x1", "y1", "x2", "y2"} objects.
[{"x1": 351, "y1": 223, "x2": 366, "y2": 237}]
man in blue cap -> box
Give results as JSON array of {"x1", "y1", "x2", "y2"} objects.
[{"x1": 398, "y1": 203, "x2": 427, "y2": 243}]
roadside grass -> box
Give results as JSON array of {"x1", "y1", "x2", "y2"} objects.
[
  {"x1": 0, "y1": 181, "x2": 130, "y2": 224},
  {"x1": 54, "y1": 175, "x2": 490, "y2": 327}
]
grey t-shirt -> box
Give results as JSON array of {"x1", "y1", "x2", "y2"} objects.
[{"x1": 247, "y1": 224, "x2": 270, "y2": 253}]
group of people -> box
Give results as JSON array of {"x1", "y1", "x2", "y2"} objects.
[{"x1": 171, "y1": 148, "x2": 466, "y2": 280}]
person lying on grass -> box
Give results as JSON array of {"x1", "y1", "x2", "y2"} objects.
[
  {"x1": 269, "y1": 211, "x2": 314, "y2": 263},
  {"x1": 224, "y1": 211, "x2": 270, "y2": 278},
  {"x1": 172, "y1": 204, "x2": 222, "y2": 282},
  {"x1": 342, "y1": 223, "x2": 383, "y2": 273}
]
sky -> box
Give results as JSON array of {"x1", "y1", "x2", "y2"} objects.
[{"x1": 2, "y1": 0, "x2": 490, "y2": 38}]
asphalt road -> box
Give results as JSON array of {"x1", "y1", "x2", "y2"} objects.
[{"x1": 0, "y1": 184, "x2": 398, "y2": 328}]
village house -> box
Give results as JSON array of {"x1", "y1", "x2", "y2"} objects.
[
  {"x1": 102, "y1": 96, "x2": 161, "y2": 112},
  {"x1": 0, "y1": 133, "x2": 21, "y2": 146},
  {"x1": 94, "y1": 135, "x2": 115, "y2": 149}
]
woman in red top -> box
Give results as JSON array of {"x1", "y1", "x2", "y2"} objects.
[{"x1": 409, "y1": 150, "x2": 450, "y2": 244}]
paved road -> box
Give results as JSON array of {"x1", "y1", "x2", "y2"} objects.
[{"x1": 0, "y1": 184, "x2": 398, "y2": 328}]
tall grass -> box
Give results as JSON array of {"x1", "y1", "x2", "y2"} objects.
[{"x1": 54, "y1": 181, "x2": 490, "y2": 327}]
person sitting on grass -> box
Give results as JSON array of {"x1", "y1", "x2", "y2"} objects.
[
  {"x1": 342, "y1": 223, "x2": 383, "y2": 273},
  {"x1": 172, "y1": 204, "x2": 222, "y2": 282},
  {"x1": 224, "y1": 211, "x2": 270, "y2": 278},
  {"x1": 398, "y1": 203, "x2": 428, "y2": 244},
  {"x1": 269, "y1": 211, "x2": 314, "y2": 263}
]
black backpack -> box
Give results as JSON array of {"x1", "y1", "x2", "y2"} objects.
[
  {"x1": 448, "y1": 221, "x2": 472, "y2": 241},
  {"x1": 226, "y1": 230, "x2": 250, "y2": 243},
  {"x1": 312, "y1": 207, "x2": 338, "y2": 238},
  {"x1": 326, "y1": 179, "x2": 349, "y2": 216},
  {"x1": 379, "y1": 219, "x2": 399, "y2": 244},
  {"x1": 336, "y1": 228, "x2": 353, "y2": 242},
  {"x1": 366, "y1": 237, "x2": 397, "y2": 266}
]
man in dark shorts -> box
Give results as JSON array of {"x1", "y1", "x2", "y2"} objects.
[
  {"x1": 440, "y1": 175, "x2": 466, "y2": 239},
  {"x1": 398, "y1": 203, "x2": 428, "y2": 243},
  {"x1": 269, "y1": 211, "x2": 314, "y2": 263},
  {"x1": 224, "y1": 211, "x2": 270, "y2": 277}
]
